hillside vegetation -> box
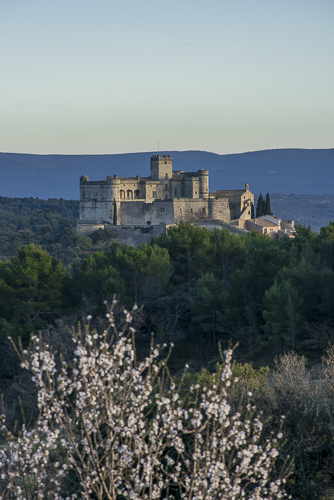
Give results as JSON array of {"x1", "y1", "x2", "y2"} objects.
[{"x1": 0, "y1": 198, "x2": 333, "y2": 498}]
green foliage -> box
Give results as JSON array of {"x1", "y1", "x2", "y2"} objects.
[
  {"x1": 66, "y1": 242, "x2": 171, "y2": 309},
  {"x1": 0, "y1": 244, "x2": 66, "y2": 342},
  {"x1": 209, "y1": 228, "x2": 246, "y2": 281},
  {"x1": 154, "y1": 222, "x2": 212, "y2": 284},
  {"x1": 256, "y1": 193, "x2": 264, "y2": 217},
  {"x1": 256, "y1": 193, "x2": 272, "y2": 217},
  {"x1": 0, "y1": 196, "x2": 78, "y2": 218},
  {"x1": 262, "y1": 279, "x2": 304, "y2": 351},
  {"x1": 108, "y1": 242, "x2": 172, "y2": 304},
  {"x1": 189, "y1": 272, "x2": 225, "y2": 347},
  {"x1": 91, "y1": 227, "x2": 115, "y2": 246},
  {"x1": 265, "y1": 193, "x2": 272, "y2": 215},
  {"x1": 65, "y1": 251, "x2": 126, "y2": 311},
  {"x1": 179, "y1": 359, "x2": 270, "y2": 399}
]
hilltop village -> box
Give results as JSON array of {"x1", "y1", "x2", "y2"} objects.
[{"x1": 77, "y1": 154, "x2": 294, "y2": 244}]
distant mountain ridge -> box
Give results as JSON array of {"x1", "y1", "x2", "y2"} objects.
[{"x1": 0, "y1": 148, "x2": 333, "y2": 200}]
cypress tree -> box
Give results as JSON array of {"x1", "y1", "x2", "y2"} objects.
[
  {"x1": 251, "y1": 202, "x2": 254, "y2": 219},
  {"x1": 113, "y1": 199, "x2": 117, "y2": 225},
  {"x1": 265, "y1": 193, "x2": 272, "y2": 215},
  {"x1": 256, "y1": 194, "x2": 264, "y2": 218}
]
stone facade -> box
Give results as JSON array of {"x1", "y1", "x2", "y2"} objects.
[
  {"x1": 237, "y1": 215, "x2": 295, "y2": 238},
  {"x1": 77, "y1": 155, "x2": 254, "y2": 233}
]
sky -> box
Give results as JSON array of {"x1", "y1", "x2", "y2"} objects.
[{"x1": 1, "y1": 0, "x2": 334, "y2": 155}]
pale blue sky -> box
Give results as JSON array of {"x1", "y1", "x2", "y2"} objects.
[{"x1": 1, "y1": 0, "x2": 333, "y2": 154}]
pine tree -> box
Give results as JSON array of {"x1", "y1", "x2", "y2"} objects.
[
  {"x1": 256, "y1": 194, "x2": 264, "y2": 218},
  {"x1": 265, "y1": 193, "x2": 272, "y2": 216}
]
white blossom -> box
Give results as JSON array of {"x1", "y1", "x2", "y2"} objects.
[{"x1": 0, "y1": 308, "x2": 287, "y2": 500}]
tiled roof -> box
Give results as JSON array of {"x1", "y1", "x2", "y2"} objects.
[
  {"x1": 253, "y1": 219, "x2": 278, "y2": 227},
  {"x1": 212, "y1": 189, "x2": 246, "y2": 197}
]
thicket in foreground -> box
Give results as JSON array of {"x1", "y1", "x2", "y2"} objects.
[{"x1": 0, "y1": 307, "x2": 287, "y2": 500}]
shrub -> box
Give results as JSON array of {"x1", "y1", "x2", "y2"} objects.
[{"x1": 0, "y1": 306, "x2": 287, "y2": 500}]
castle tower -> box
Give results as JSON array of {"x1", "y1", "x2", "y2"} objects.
[
  {"x1": 107, "y1": 175, "x2": 121, "y2": 202},
  {"x1": 198, "y1": 169, "x2": 209, "y2": 198},
  {"x1": 150, "y1": 155, "x2": 173, "y2": 180},
  {"x1": 107, "y1": 175, "x2": 121, "y2": 224}
]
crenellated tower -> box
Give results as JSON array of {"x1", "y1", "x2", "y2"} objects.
[{"x1": 150, "y1": 155, "x2": 173, "y2": 180}]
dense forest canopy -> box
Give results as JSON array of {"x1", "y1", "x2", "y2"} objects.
[{"x1": 0, "y1": 195, "x2": 334, "y2": 498}]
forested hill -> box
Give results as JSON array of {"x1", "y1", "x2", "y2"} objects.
[{"x1": 0, "y1": 148, "x2": 333, "y2": 199}]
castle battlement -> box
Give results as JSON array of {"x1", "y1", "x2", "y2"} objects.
[{"x1": 78, "y1": 155, "x2": 254, "y2": 231}]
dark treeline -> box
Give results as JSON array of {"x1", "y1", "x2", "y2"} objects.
[
  {"x1": 0, "y1": 196, "x2": 79, "y2": 217},
  {"x1": 0, "y1": 221, "x2": 333, "y2": 360},
  {"x1": 0, "y1": 197, "x2": 93, "y2": 263},
  {"x1": 0, "y1": 219, "x2": 334, "y2": 498}
]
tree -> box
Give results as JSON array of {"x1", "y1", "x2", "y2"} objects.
[
  {"x1": 111, "y1": 243, "x2": 172, "y2": 304},
  {"x1": 0, "y1": 244, "x2": 66, "y2": 342},
  {"x1": 209, "y1": 228, "x2": 246, "y2": 281},
  {"x1": 265, "y1": 193, "x2": 272, "y2": 216},
  {"x1": 189, "y1": 272, "x2": 225, "y2": 347},
  {"x1": 220, "y1": 239, "x2": 291, "y2": 335},
  {"x1": 262, "y1": 279, "x2": 304, "y2": 351},
  {"x1": 256, "y1": 193, "x2": 264, "y2": 217},
  {"x1": 65, "y1": 251, "x2": 126, "y2": 311},
  {"x1": 91, "y1": 228, "x2": 115, "y2": 247},
  {"x1": 155, "y1": 222, "x2": 212, "y2": 284},
  {"x1": 0, "y1": 309, "x2": 287, "y2": 500},
  {"x1": 319, "y1": 221, "x2": 334, "y2": 268}
]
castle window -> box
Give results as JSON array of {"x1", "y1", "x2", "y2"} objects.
[
  {"x1": 160, "y1": 208, "x2": 165, "y2": 213},
  {"x1": 120, "y1": 190, "x2": 125, "y2": 199},
  {"x1": 126, "y1": 190, "x2": 133, "y2": 199},
  {"x1": 248, "y1": 211, "x2": 250, "y2": 215},
  {"x1": 165, "y1": 161, "x2": 167, "y2": 164},
  {"x1": 134, "y1": 190, "x2": 140, "y2": 198},
  {"x1": 195, "y1": 191, "x2": 197, "y2": 195},
  {"x1": 180, "y1": 209, "x2": 182, "y2": 213},
  {"x1": 202, "y1": 208, "x2": 206, "y2": 214},
  {"x1": 190, "y1": 208, "x2": 193, "y2": 213},
  {"x1": 165, "y1": 184, "x2": 168, "y2": 191},
  {"x1": 165, "y1": 173, "x2": 168, "y2": 179},
  {"x1": 152, "y1": 191, "x2": 157, "y2": 198}
]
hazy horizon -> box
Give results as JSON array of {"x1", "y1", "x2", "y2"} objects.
[
  {"x1": 1, "y1": 0, "x2": 333, "y2": 155},
  {"x1": 1, "y1": 146, "x2": 334, "y2": 157}
]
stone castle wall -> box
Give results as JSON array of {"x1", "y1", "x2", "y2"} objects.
[
  {"x1": 77, "y1": 222, "x2": 169, "y2": 247},
  {"x1": 78, "y1": 155, "x2": 254, "y2": 235},
  {"x1": 77, "y1": 220, "x2": 247, "y2": 247},
  {"x1": 119, "y1": 198, "x2": 231, "y2": 226}
]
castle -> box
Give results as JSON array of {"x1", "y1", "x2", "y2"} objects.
[{"x1": 77, "y1": 155, "x2": 254, "y2": 234}]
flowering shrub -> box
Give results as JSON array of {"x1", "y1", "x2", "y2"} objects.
[{"x1": 0, "y1": 306, "x2": 288, "y2": 500}]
